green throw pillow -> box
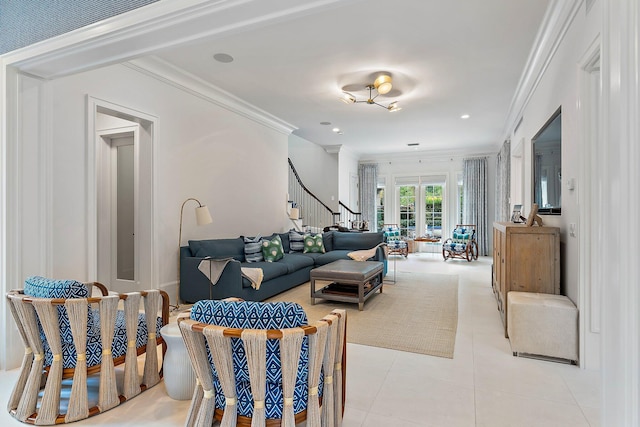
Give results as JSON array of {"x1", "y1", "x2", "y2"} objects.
[
  {"x1": 303, "y1": 234, "x2": 325, "y2": 254},
  {"x1": 261, "y1": 235, "x2": 284, "y2": 262}
]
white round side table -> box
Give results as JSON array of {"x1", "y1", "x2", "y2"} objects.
[{"x1": 161, "y1": 322, "x2": 196, "y2": 400}]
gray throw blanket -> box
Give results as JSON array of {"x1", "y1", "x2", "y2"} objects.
[{"x1": 198, "y1": 257, "x2": 264, "y2": 290}]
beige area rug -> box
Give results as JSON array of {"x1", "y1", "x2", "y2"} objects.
[{"x1": 267, "y1": 271, "x2": 459, "y2": 358}]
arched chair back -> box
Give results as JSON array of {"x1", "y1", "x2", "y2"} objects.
[
  {"x1": 6, "y1": 276, "x2": 169, "y2": 425},
  {"x1": 178, "y1": 299, "x2": 346, "y2": 427}
]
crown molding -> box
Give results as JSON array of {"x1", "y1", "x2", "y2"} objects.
[
  {"x1": 124, "y1": 57, "x2": 296, "y2": 135},
  {"x1": 501, "y1": 0, "x2": 583, "y2": 141},
  {"x1": 324, "y1": 145, "x2": 342, "y2": 154},
  {"x1": 2, "y1": 0, "x2": 358, "y2": 79},
  {"x1": 359, "y1": 147, "x2": 497, "y2": 164}
]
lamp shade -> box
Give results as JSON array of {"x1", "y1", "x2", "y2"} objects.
[
  {"x1": 340, "y1": 92, "x2": 356, "y2": 104},
  {"x1": 374, "y1": 74, "x2": 392, "y2": 95},
  {"x1": 195, "y1": 205, "x2": 212, "y2": 225},
  {"x1": 289, "y1": 207, "x2": 300, "y2": 220}
]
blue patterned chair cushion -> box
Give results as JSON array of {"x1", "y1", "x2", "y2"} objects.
[
  {"x1": 42, "y1": 311, "x2": 163, "y2": 369},
  {"x1": 24, "y1": 276, "x2": 162, "y2": 369},
  {"x1": 452, "y1": 227, "x2": 473, "y2": 242},
  {"x1": 442, "y1": 242, "x2": 469, "y2": 253},
  {"x1": 386, "y1": 240, "x2": 408, "y2": 250},
  {"x1": 191, "y1": 300, "x2": 321, "y2": 419},
  {"x1": 383, "y1": 226, "x2": 402, "y2": 241},
  {"x1": 24, "y1": 276, "x2": 93, "y2": 345}
]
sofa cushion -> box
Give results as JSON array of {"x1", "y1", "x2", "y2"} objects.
[
  {"x1": 189, "y1": 238, "x2": 245, "y2": 261},
  {"x1": 332, "y1": 231, "x2": 384, "y2": 251},
  {"x1": 313, "y1": 249, "x2": 355, "y2": 266},
  {"x1": 240, "y1": 260, "x2": 288, "y2": 283},
  {"x1": 243, "y1": 235, "x2": 264, "y2": 263},
  {"x1": 278, "y1": 253, "x2": 315, "y2": 274},
  {"x1": 262, "y1": 235, "x2": 284, "y2": 262},
  {"x1": 322, "y1": 231, "x2": 334, "y2": 252},
  {"x1": 288, "y1": 229, "x2": 305, "y2": 252},
  {"x1": 303, "y1": 233, "x2": 325, "y2": 253}
]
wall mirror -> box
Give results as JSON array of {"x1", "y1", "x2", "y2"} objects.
[{"x1": 532, "y1": 107, "x2": 562, "y2": 214}]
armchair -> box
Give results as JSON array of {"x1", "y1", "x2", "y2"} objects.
[
  {"x1": 382, "y1": 224, "x2": 408, "y2": 258},
  {"x1": 442, "y1": 224, "x2": 479, "y2": 261},
  {"x1": 178, "y1": 299, "x2": 346, "y2": 427},
  {"x1": 6, "y1": 276, "x2": 169, "y2": 425}
]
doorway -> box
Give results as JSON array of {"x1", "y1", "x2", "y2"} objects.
[
  {"x1": 88, "y1": 97, "x2": 156, "y2": 294},
  {"x1": 97, "y1": 127, "x2": 137, "y2": 291}
]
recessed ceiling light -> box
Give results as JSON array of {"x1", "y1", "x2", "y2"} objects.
[
  {"x1": 213, "y1": 53, "x2": 234, "y2": 63},
  {"x1": 332, "y1": 128, "x2": 340, "y2": 133},
  {"x1": 461, "y1": 114, "x2": 470, "y2": 119},
  {"x1": 320, "y1": 122, "x2": 331, "y2": 126}
]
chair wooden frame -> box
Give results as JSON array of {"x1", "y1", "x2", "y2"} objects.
[
  {"x1": 177, "y1": 308, "x2": 346, "y2": 427},
  {"x1": 6, "y1": 283, "x2": 169, "y2": 425}
]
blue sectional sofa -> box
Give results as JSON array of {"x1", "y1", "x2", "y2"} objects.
[{"x1": 180, "y1": 230, "x2": 385, "y2": 303}]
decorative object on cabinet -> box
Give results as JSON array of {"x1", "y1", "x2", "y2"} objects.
[
  {"x1": 492, "y1": 222, "x2": 560, "y2": 337},
  {"x1": 525, "y1": 203, "x2": 543, "y2": 226},
  {"x1": 510, "y1": 204, "x2": 524, "y2": 223}
]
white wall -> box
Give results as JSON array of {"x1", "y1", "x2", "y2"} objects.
[
  {"x1": 338, "y1": 146, "x2": 360, "y2": 210},
  {"x1": 506, "y1": 1, "x2": 602, "y2": 368},
  {"x1": 47, "y1": 63, "x2": 290, "y2": 294},
  {"x1": 288, "y1": 134, "x2": 339, "y2": 210}
]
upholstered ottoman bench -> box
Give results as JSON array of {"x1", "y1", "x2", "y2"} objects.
[
  {"x1": 310, "y1": 259, "x2": 384, "y2": 310},
  {"x1": 507, "y1": 291, "x2": 578, "y2": 363}
]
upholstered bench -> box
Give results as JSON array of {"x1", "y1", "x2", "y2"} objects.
[{"x1": 507, "y1": 291, "x2": 578, "y2": 363}]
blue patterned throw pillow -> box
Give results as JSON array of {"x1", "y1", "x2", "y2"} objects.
[
  {"x1": 261, "y1": 234, "x2": 284, "y2": 262},
  {"x1": 303, "y1": 233, "x2": 325, "y2": 253},
  {"x1": 243, "y1": 235, "x2": 263, "y2": 262},
  {"x1": 288, "y1": 229, "x2": 304, "y2": 252}
]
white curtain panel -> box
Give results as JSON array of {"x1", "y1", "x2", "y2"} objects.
[
  {"x1": 495, "y1": 140, "x2": 511, "y2": 222},
  {"x1": 358, "y1": 163, "x2": 378, "y2": 232},
  {"x1": 463, "y1": 157, "x2": 488, "y2": 256}
]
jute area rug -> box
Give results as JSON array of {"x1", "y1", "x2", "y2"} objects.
[{"x1": 267, "y1": 271, "x2": 459, "y2": 359}]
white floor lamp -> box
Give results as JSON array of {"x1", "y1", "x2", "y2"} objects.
[{"x1": 176, "y1": 198, "x2": 212, "y2": 309}]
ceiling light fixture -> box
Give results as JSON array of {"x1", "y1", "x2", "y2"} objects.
[{"x1": 339, "y1": 73, "x2": 402, "y2": 112}]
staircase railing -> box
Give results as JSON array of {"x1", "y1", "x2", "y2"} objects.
[
  {"x1": 338, "y1": 201, "x2": 363, "y2": 229},
  {"x1": 288, "y1": 158, "x2": 339, "y2": 231}
]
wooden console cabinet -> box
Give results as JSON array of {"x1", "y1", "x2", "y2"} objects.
[{"x1": 492, "y1": 222, "x2": 560, "y2": 337}]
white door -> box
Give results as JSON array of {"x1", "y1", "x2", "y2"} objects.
[{"x1": 97, "y1": 126, "x2": 139, "y2": 293}]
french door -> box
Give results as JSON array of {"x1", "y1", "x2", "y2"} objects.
[{"x1": 396, "y1": 176, "x2": 446, "y2": 238}]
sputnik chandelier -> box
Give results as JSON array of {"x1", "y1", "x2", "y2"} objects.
[{"x1": 339, "y1": 73, "x2": 402, "y2": 112}]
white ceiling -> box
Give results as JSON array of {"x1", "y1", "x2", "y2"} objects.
[{"x1": 154, "y1": 0, "x2": 550, "y2": 157}]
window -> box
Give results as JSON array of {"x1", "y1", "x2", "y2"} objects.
[
  {"x1": 396, "y1": 175, "x2": 447, "y2": 239},
  {"x1": 376, "y1": 186, "x2": 385, "y2": 231},
  {"x1": 399, "y1": 185, "x2": 416, "y2": 237},
  {"x1": 424, "y1": 184, "x2": 443, "y2": 237}
]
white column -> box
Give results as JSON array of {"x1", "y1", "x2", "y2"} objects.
[{"x1": 601, "y1": 0, "x2": 640, "y2": 425}]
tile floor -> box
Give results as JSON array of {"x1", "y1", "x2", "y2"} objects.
[{"x1": 0, "y1": 254, "x2": 601, "y2": 426}]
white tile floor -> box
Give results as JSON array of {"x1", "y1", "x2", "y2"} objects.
[{"x1": 0, "y1": 255, "x2": 601, "y2": 426}]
